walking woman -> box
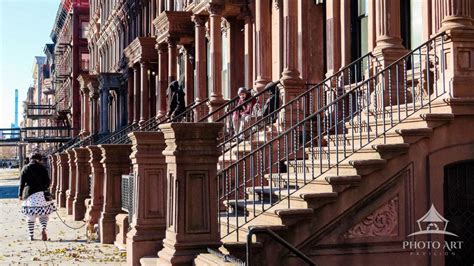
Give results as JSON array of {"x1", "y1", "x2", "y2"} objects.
[{"x1": 18, "y1": 152, "x2": 56, "y2": 241}]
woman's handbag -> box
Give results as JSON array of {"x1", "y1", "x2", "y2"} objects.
[{"x1": 44, "y1": 191, "x2": 53, "y2": 201}]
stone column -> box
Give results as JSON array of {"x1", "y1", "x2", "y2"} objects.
[
  {"x1": 325, "y1": 0, "x2": 341, "y2": 77},
  {"x1": 49, "y1": 155, "x2": 58, "y2": 199},
  {"x1": 156, "y1": 123, "x2": 223, "y2": 265},
  {"x1": 243, "y1": 7, "x2": 254, "y2": 89},
  {"x1": 140, "y1": 60, "x2": 150, "y2": 125},
  {"x1": 438, "y1": 0, "x2": 473, "y2": 32},
  {"x1": 371, "y1": 0, "x2": 410, "y2": 108},
  {"x1": 184, "y1": 46, "x2": 194, "y2": 106},
  {"x1": 134, "y1": 64, "x2": 141, "y2": 124},
  {"x1": 126, "y1": 132, "x2": 167, "y2": 266},
  {"x1": 168, "y1": 37, "x2": 178, "y2": 82},
  {"x1": 99, "y1": 144, "x2": 132, "y2": 244},
  {"x1": 73, "y1": 148, "x2": 91, "y2": 221},
  {"x1": 373, "y1": 0, "x2": 407, "y2": 65},
  {"x1": 281, "y1": 0, "x2": 303, "y2": 87},
  {"x1": 89, "y1": 84, "x2": 100, "y2": 135},
  {"x1": 99, "y1": 85, "x2": 110, "y2": 135},
  {"x1": 85, "y1": 145, "x2": 104, "y2": 227},
  {"x1": 436, "y1": 0, "x2": 474, "y2": 98},
  {"x1": 57, "y1": 153, "x2": 69, "y2": 208},
  {"x1": 66, "y1": 150, "x2": 77, "y2": 215},
  {"x1": 127, "y1": 68, "x2": 135, "y2": 124},
  {"x1": 157, "y1": 43, "x2": 169, "y2": 118},
  {"x1": 208, "y1": 4, "x2": 226, "y2": 113},
  {"x1": 192, "y1": 15, "x2": 209, "y2": 120},
  {"x1": 254, "y1": 0, "x2": 272, "y2": 91}
]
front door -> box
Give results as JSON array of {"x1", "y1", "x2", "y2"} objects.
[{"x1": 444, "y1": 160, "x2": 474, "y2": 265}]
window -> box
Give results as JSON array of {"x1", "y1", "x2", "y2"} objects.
[
  {"x1": 351, "y1": 0, "x2": 369, "y2": 81},
  {"x1": 80, "y1": 21, "x2": 89, "y2": 39},
  {"x1": 80, "y1": 53, "x2": 90, "y2": 71}
]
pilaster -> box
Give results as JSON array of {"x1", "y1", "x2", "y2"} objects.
[
  {"x1": 85, "y1": 145, "x2": 104, "y2": 228},
  {"x1": 73, "y1": 148, "x2": 91, "y2": 221},
  {"x1": 157, "y1": 43, "x2": 169, "y2": 118},
  {"x1": 49, "y1": 155, "x2": 58, "y2": 200},
  {"x1": 99, "y1": 144, "x2": 132, "y2": 244},
  {"x1": 254, "y1": 0, "x2": 272, "y2": 91},
  {"x1": 66, "y1": 150, "x2": 77, "y2": 215},
  {"x1": 192, "y1": 15, "x2": 209, "y2": 120},
  {"x1": 208, "y1": 4, "x2": 226, "y2": 113},
  {"x1": 57, "y1": 153, "x2": 69, "y2": 208},
  {"x1": 140, "y1": 60, "x2": 151, "y2": 126},
  {"x1": 156, "y1": 123, "x2": 223, "y2": 265},
  {"x1": 126, "y1": 132, "x2": 167, "y2": 266}
]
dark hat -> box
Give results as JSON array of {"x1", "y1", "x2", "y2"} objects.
[{"x1": 30, "y1": 152, "x2": 44, "y2": 161}]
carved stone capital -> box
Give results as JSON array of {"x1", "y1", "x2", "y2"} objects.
[
  {"x1": 207, "y1": 3, "x2": 224, "y2": 16},
  {"x1": 156, "y1": 42, "x2": 168, "y2": 52},
  {"x1": 192, "y1": 14, "x2": 208, "y2": 27},
  {"x1": 166, "y1": 37, "x2": 179, "y2": 47}
]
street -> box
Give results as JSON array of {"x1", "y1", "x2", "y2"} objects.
[{"x1": 0, "y1": 169, "x2": 127, "y2": 265}]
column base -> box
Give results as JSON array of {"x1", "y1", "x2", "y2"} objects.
[
  {"x1": 66, "y1": 190, "x2": 74, "y2": 215},
  {"x1": 72, "y1": 194, "x2": 88, "y2": 221},
  {"x1": 99, "y1": 211, "x2": 121, "y2": 244},
  {"x1": 126, "y1": 228, "x2": 165, "y2": 266},
  {"x1": 114, "y1": 213, "x2": 128, "y2": 250},
  {"x1": 85, "y1": 203, "x2": 102, "y2": 226},
  {"x1": 157, "y1": 238, "x2": 221, "y2": 266},
  {"x1": 57, "y1": 190, "x2": 67, "y2": 208},
  {"x1": 207, "y1": 99, "x2": 228, "y2": 120}
]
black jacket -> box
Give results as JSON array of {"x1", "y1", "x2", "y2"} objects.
[
  {"x1": 167, "y1": 81, "x2": 186, "y2": 118},
  {"x1": 18, "y1": 161, "x2": 50, "y2": 199},
  {"x1": 262, "y1": 81, "x2": 280, "y2": 123}
]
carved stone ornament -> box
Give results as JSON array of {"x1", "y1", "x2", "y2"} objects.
[
  {"x1": 274, "y1": 0, "x2": 280, "y2": 9},
  {"x1": 343, "y1": 197, "x2": 399, "y2": 239}
]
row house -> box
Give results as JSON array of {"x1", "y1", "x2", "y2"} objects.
[{"x1": 48, "y1": 0, "x2": 474, "y2": 265}]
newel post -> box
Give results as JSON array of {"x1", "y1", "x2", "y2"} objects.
[
  {"x1": 156, "y1": 123, "x2": 223, "y2": 265},
  {"x1": 126, "y1": 131, "x2": 167, "y2": 266}
]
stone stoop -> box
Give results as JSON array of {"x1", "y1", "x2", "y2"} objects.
[{"x1": 193, "y1": 100, "x2": 456, "y2": 264}]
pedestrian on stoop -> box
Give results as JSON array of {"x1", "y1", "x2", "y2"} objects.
[
  {"x1": 167, "y1": 80, "x2": 186, "y2": 121},
  {"x1": 232, "y1": 87, "x2": 256, "y2": 140},
  {"x1": 18, "y1": 152, "x2": 56, "y2": 241}
]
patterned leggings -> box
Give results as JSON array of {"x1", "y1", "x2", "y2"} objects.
[{"x1": 27, "y1": 215, "x2": 48, "y2": 238}]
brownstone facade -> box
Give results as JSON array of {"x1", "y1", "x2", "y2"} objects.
[{"x1": 45, "y1": 1, "x2": 474, "y2": 265}]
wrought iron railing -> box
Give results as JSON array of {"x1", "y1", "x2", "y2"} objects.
[
  {"x1": 121, "y1": 173, "x2": 134, "y2": 224},
  {"x1": 95, "y1": 122, "x2": 140, "y2": 145},
  {"x1": 111, "y1": 99, "x2": 208, "y2": 144},
  {"x1": 218, "y1": 32, "x2": 447, "y2": 240}
]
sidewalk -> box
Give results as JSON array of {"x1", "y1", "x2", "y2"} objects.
[{"x1": 0, "y1": 169, "x2": 127, "y2": 265}]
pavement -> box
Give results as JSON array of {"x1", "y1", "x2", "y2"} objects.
[{"x1": 0, "y1": 169, "x2": 127, "y2": 265}]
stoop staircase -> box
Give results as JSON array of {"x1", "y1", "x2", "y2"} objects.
[{"x1": 194, "y1": 32, "x2": 450, "y2": 265}]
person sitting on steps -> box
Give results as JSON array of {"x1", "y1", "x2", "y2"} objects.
[{"x1": 232, "y1": 87, "x2": 256, "y2": 140}]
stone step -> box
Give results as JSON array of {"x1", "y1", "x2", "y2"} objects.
[
  {"x1": 284, "y1": 158, "x2": 387, "y2": 176},
  {"x1": 305, "y1": 142, "x2": 410, "y2": 161}
]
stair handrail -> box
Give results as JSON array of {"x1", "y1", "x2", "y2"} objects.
[
  {"x1": 246, "y1": 227, "x2": 315, "y2": 266},
  {"x1": 95, "y1": 122, "x2": 140, "y2": 145},
  {"x1": 219, "y1": 31, "x2": 447, "y2": 240},
  {"x1": 111, "y1": 98, "x2": 209, "y2": 144},
  {"x1": 217, "y1": 51, "x2": 378, "y2": 156}
]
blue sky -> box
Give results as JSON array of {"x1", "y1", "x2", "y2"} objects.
[{"x1": 0, "y1": 0, "x2": 60, "y2": 129}]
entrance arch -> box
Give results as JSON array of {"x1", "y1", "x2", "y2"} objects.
[{"x1": 444, "y1": 160, "x2": 474, "y2": 265}]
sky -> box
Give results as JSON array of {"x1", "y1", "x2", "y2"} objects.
[{"x1": 0, "y1": 0, "x2": 60, "y2": 129}]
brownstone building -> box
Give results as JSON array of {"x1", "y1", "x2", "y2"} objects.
[{"x1": 48, "y1": 0, "x2": 474, "y2": 265}]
